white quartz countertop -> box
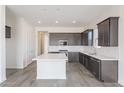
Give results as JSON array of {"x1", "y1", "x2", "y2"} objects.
[
  {"x1": 80, "y1": 50, "x2": 119, "y2": 61},
  {"x1": 33, "y1": 53, "x2": 68, "y2": 61}
]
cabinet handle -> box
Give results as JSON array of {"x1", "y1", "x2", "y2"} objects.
[
  {"x1": 90, "y1": 58, "x2": 97, "y2": 61},
  {"x1": 90, "y1": 58, "x2": 95, "y2": 60},
  {"x1": 90, "y1": 58, "x2": 100, "y2": 62}
]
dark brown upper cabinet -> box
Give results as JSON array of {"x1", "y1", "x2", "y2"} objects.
[
  {"x1": 49, "y1": 33, "x2": 82, "y2": 46},
  {"x1": 81, "y1": 29, "x2": 93, "y2": 46},
  {"x1": 97, "y1": 17, "x2": 119, "y2": 46}
]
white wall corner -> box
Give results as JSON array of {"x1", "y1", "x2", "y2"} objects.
[{"x1": 0, "y1": 5, "x2": 6, "y2": 83}]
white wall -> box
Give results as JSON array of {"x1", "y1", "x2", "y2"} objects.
[
  {"x1": 16, "y1": 17, "x2": 36, "y2": 68},
  {"x1": 35, "y1": 27, "x2": 83, "y2": 33},
  {"x1": 0, "y1": 6, "x2": 36, "y2": 83},
  {"x1": 83, "y1": 6, "x2": 124, "y2": 86},
  {"x1": 83, "y1": 6, "x2": 120, "y2": 30},
  {"x1": 118, "y1": 6, "x2": 124, "y2": 86},
  {"x1": 6, "y1": 8, "x2": 17, "y2": 68},
  {"x1": 0, "y1": 5, "x2": 6, "y2": 83},
  {"x1": 6, "y1": 8, "x2": 36, "y2": 69}
]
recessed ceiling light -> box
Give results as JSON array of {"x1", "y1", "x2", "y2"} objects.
[
  {"x1": 55, "y1": 21, "x2": 59, "y2": 23},
  {"x1": 38, "y1": 21, "x2": 41, "y2": 24},
  {"x1": 72, "y1": 20, "x2": 76, "y2": 24}
]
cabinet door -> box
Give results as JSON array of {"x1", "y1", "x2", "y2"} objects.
[
  {"x1": 84, "y1": 55, "x2": 89, "y2": 67},
  {"x1": 73, "y1": 34, "x2": 82, "y2": 45},
  {"x1": 83, "y1": 33, "x2": 86, "y2": 45},
  {"x1": 83, "y1": 55, "x2": 86, "y2": 67},
  {"x1": 74, "y1": 52, "x2": 79, "y2": 62},
  {"x1": 98, "y1": 19, "x2": 110, "y2": 46},
  {"x1": 97, "y1": 17, "x2": 119, "y2": 46},
  {"x1": 103, "y1": 19, "x2": 110, "y2": 46},
  {"x1": 81, "y1": 30, "x2": 93, "y2": 46},
  {"x1": 82, "y1": 32, "x2": 88, "y2": 45},
  {"x1": 90, "y1": 58, "x2": 100, "y2": 79},
  {"x1": 72, "y1": 52, "x2": 79, "y2": 62},
  {"x1": 79, "y1": 52, "x2": 82, "y2": 64},
  {"x1": 68, "y1": 52, "x2": 79, "y2": 63},
  {"x1": 80, "y1": 53, "x2": 85, "y2": 65},
  {"x1": 81, "y1": 33, "x2": 84, "y2": 45},
  {"x1": 98, "y1": 22, "x2": 105, "y2": 46},
  {"x1": 68, "y1": 52, "x2": 73, "y2": 62},
  {"x1": 109, "y1": 18, "x2": 118, "y2": 46},
  {"x1": 85, "y1": 56, "x2": 89, "y2": 69},
  {"x1": 85, "y1": 32, "x2": 88, "y2": 45},
  {"x1": 87, "y1": 57, "x2": 91, "y2": 70}
]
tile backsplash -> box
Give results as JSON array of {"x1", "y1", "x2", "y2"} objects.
[
  {"x1": 48, "y1": 46, "x2": 119, "y2": 59},
  {"x1": 48, "y1": 46, "x2": 84, "y2": 52},
  {"x1": 83, "y1": 46, "x2": 119, "y2": 58}
]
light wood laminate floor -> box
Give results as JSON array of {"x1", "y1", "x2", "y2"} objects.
[{"x1": 0, "y1": 62, "x2": 121, "y2": 87}]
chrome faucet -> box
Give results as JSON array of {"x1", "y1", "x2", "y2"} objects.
[{"x1": 90, "y1": 47, "x2": 97, "y2": 55}]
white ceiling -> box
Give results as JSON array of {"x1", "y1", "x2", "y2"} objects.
[{"x1": 7, "y1": 5, "x2": 112, "y2": 27}]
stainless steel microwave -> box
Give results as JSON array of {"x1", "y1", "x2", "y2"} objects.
[{"x1": 58, "y1": 40, "x2": 68, "y2": 46}]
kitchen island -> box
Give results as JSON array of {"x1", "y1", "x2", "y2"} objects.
[{"x1": 33, "y1": 53, "x2": 68, "y2": 79}]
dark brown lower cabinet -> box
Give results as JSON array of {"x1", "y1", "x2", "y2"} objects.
[
  {"x1": 68, "y1": 52, "x2": 79, "y2": 63},
  {"x1": 79, "y1": 52, "x2": 83, "y2": 64},
  {"x1": 79, "y1": 52, "x2": 118, "y2": 82},
  {"x1": 100, "y1": 60, "x2": 118, "y2": 82},
  {"x1": 89, "y1": 57, "x2": 101, "y2": 80}
]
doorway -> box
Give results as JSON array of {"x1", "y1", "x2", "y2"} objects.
[{"x1": 36, "y1": 31, "x2": 49, "y2": 56}]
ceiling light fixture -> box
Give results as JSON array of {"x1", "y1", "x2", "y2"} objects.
[
  {"x1": 38, "y1": 21, "x2": 41, "y2": 24},
  {"x1": 55, "y1": 21, "x2": 59, "y2": 23},
  {"x1": 72, "y1": 20, "x2": 76, "y2": 24}
]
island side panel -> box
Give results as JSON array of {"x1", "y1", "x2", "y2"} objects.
[
  {"x1": 37, "y1": 60, "x2": 66, "y2": 79},
  {"x1": 101, "y1": 60, "x2": 118, "y2": 82}
]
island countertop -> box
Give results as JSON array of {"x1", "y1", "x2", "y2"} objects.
[
  {"x1": 33, "y1": 53, "x2": 68, "y2": 61},
  {"x1": 34, "y1": 53, "x2": 67, "y2": 79}
]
